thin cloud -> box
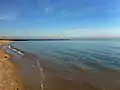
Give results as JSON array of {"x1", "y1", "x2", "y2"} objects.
[
  {"x1": 61, "y1": 12, "x2": 68, "y2": 17},
  {"x1": 0, "y1": 15, "x2": 8, "y2": 20},
  {"x1": 45, "y1": 8, "x2": 49, "y2": 13},
  {"x1": 0, "y1": 13, "x2": 17, "y2": 21},
  {"x1": 38, "y1": 0, "x2": 54, "y2": 13},
  {"x1": 45, "y1": 7, "x2": 54, "y2": 13}
]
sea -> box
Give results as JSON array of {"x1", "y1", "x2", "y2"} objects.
[{"x1": 7, "y1": 40, "x2": 120, "y2": 90}]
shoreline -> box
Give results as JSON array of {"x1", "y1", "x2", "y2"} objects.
[
  {"x1": 2, "y1": 40, "x2": 120, "y2": 90},
  {"x1": 8, "y1": 42, "x2": 101, "y2": 90},
  {"x1": 0, "y1": 40, "x2": 26, "y2": 90}
]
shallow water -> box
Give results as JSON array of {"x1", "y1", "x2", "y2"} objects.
[
  {"x1": 11, "y1": 40, "x2": 120, "y2": 71},
  {"x1": 8, "y1": 40, "x2": 120, "y2": 90}
]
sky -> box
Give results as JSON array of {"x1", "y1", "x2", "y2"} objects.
[{"x1": 0, "y1": 0, "x2": 120, "y2": 38}]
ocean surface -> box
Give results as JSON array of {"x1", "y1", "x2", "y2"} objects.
[
  {"x1": 9, "y1": 40, "x2": 120, "y2": 90},
  {"x1": 11, "y1": 40, "x2": 120, "y2": 71}
]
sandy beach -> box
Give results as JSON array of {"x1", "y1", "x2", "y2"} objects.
[
  {"x1": 1, "y1": 40, "x2": 120, "y2": 90},
  {"x1": 0, "y1": 40, "x2": 25, "y2": 90}
]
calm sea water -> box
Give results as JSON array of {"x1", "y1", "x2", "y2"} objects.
[{"x1": 11, "y1": 40, "x2": 120, "y2": 73}]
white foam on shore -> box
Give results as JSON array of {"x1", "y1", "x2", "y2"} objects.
[
  {"x1": 13, "y1": 48, "x2": 17, "y2": 51},
  {"x1": 8, "y1": 45, "x2": 24, "y2": 56},
  {"x1": 37, "y1": 59, "x2": 44, "y2": 90},
  {"x1": 8, "y1": 45, "x2": 11, "y2": 49},
  {"x1": 9, "y1": 45, "x2": 44, "y2": 90},
  {"x1": 32, "y1": 59, "x2": 45, "y2": 90}
]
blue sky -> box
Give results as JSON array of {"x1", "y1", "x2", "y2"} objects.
[{"x1": 0, "y1": 0, "x2": 120, "y2": 38}]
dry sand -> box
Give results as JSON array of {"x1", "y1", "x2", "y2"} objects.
[{"x1": 0, "y1": 40, "x2": 25, "y2": 90}]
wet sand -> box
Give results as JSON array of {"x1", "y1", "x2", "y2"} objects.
[
  {"x1": 3, "y1": 42, "x2": 120, "y2": 90},
  {"x1": 0, "y1": 41, "x2": 25, "y2": 90}
]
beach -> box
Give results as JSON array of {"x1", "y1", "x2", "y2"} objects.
[
  {"x1": 0, "y1": 40, "x2": 25, "y2": 90},
  {"x1": 1, "y1": 40, "x2": 120, "y2": 90}
]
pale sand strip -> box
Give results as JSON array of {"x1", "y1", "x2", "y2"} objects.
[{"x1": 0, "y1": 40, "x2": 26, "y2": 90}]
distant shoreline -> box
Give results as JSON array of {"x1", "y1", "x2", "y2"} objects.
[
  {"x1": 0, "y1": 37, "x2": 120, "y2": 41},
  {"x1": 0, "y1": 38, "x2": 70, "y2": 41}
]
